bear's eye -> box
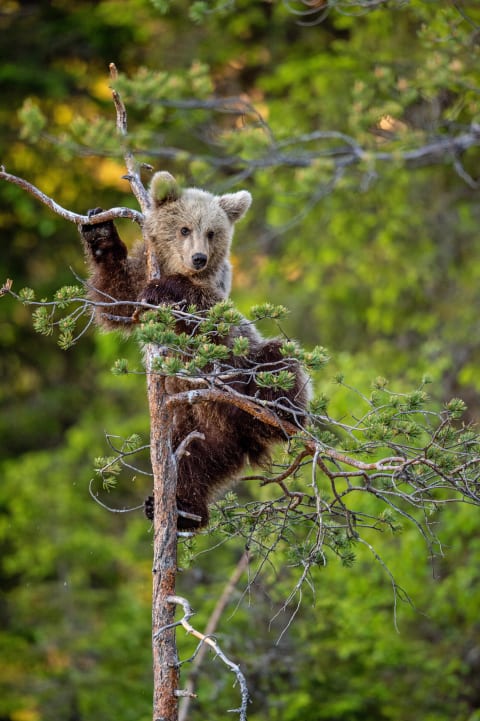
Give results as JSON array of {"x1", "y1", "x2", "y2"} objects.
[
  {"x1": 180, "y1": 227, "x2": 191, "y2": 236},
  {"x1": 206, "y1": 230, "x2": 215, "y2": 241}
]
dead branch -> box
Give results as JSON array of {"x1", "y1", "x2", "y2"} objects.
[
  {"x1": 167, "y1": 594, "x2": 250, "y2": 721},
  {"x1": 178, "y1": 551, "x2": 250, "y2": 721},
  {"x1": 0, "y1": 167, "x2": 143, "y2": 226},
  {"x1": 149, "y1": 376, "x2": 180, "y2": 721},
  {"x1": 108, "y1": 63, "x2": 159, "y2": 281},
  {"x1": 109, "y1": 62, "x2": 151, "y2": 214},
  {"x1": 175, "y1": 431, "x2": 206, "y2": 463},
  {"x1": 108, "y1": 61, "x2": 180, "y2": 720},
  {"x1": 139, "y1": 122, "x2": 480, "y2": 185}
]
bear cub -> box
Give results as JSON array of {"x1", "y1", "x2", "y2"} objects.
[{"x1": 80, "y1": 172, "x2": 310, "y2": 530}]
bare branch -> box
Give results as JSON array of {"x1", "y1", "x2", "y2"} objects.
[
  {"x1": 168, "y1": 594, "x2": 250, "y2": 721},
  {"x1": 137, "y1": 123, "x2": 480, "y2": 190},
  {"x1": 104, "y1": 67, "x2": 179, "y2": 720},
  {"x1": 175, "y1": 431, "x2": 206, "y2": 462},
  {"x1": 109, "y1": 62, "x2": 151, "y2": 214},
  {"x1": 252, "y1": 449, "x2": 310, "y2": 487},
  {"x1": 0, "y1": 167, "x2": 143, "y2": 226},
  {"x1": 88, "y1": 479, "x2": 144, "y2": 514},
  {"x1": 452, "y1": 0, "x2": 480, "y2": 30},
  {"x1": 109, "y1": 63, "x2": 159, "y2": 279},
  {"x1": 178, "y1": 551, "x2": 250, "y2": 721}
]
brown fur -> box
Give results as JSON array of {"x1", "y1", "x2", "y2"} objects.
[{"x1": 80, "y1": 174, "x2": 310, "y2": 529}]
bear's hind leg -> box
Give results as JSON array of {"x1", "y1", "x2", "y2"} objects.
[
  {"x1": 143, "y1": 492, "x2": 209, "y2": 530},
  {"x1": 144, "y1": 420, "x2": 250, "y2": 531},
  {"x1": 175, "y1": 427, "x2": 247, "y2": 530}
]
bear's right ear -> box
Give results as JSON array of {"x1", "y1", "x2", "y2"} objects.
[
  {"x1": 149, "y1": 171, "x2": 181, "y2": 207},
  {"x1": 218, "y1": 190, "x2": 252, "y2": 224}
]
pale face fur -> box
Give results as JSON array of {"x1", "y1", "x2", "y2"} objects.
[{"x1": 143, "y1": 174, "x2": 251, "y2": 298}]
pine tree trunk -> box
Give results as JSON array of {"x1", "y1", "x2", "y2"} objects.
[{"x1": 147, "y1": 349, "x2": 179, "y2": 721}]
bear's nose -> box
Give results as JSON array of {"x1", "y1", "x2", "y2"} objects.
[{"x1": 192, "y1": 253, "x2": 208, "y2": 269}]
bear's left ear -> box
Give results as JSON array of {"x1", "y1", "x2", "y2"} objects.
[
  {"x1": 218, "y1": 191, "x2": 252, "y2": 223},
  {"x1": 149, "y1": 171, "x2": 182, "y2": 207}
]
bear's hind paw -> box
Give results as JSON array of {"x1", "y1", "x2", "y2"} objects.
[
  {"x1": 143, "y1": 494, "x2": 207, "y2": 531},
  {"x1": 144, "y1": 494, "x2": 154, "y2": 521}
]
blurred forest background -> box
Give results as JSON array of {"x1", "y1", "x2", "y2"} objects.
[{"x1": 1, "y1": 1, "x2": 480, "y2": 720}]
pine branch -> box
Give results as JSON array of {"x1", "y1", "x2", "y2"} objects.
[{"x1": 167, "y1": 386, "x2": 405, "y2": 472}]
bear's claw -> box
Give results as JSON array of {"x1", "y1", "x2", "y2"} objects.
[
  {"x1": 80, "y1": 208, "x2": 127, "y2": 261},
  {"x1": 144, "y1": 493, "x2": 206, "y2": 531}
]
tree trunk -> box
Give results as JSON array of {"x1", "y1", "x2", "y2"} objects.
[{"x1": 147, "y1": 348, "x2": 179, "y2": 721}]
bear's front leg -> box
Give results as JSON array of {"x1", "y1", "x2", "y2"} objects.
[
  {"x1": 80, "y1": 208, "x2": 138, "y2": 329},
  {"x1": 80, "y1": 208, "x2": 128, "y2": 264}
]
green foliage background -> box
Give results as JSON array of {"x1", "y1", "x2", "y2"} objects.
[{"x1": 1, "y1": 1, "x2": 480, "y2": 719}]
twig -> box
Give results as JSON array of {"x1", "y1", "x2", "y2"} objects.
[
  {"x1": 88, "y1": 479, "x2": 144, "y2": 513},
  {"x1": 175, "y1": 431, "x2": 206, "y2": 463}
]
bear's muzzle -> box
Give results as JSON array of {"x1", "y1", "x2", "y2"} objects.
[{"x1": 192, "y1": 253, "x2": 208, "y2": 270}]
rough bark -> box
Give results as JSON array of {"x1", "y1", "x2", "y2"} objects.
[{"x1": 147, "y1": 348, "x2": 180, "y2": 721}]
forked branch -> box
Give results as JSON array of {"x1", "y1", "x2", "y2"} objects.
[{"x1": 167, "y1": 594, "x2": 250, "y2": 721}]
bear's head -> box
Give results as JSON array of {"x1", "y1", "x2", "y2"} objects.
[{"x1": 143, "y1": 172, "x2": 251, "y2": 296}]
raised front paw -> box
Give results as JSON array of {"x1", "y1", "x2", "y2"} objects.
[{"x1": 80, "y1": 208, "x2": 127, "y2": 261}]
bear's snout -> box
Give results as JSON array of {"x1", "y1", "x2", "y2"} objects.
[{"x1": 192, "y1": 253, "x2": 208, "y2": 270}]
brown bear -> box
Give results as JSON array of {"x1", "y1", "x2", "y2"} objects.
[{"x1": 80, "y1": 172, "x2": 310, "y2": 530}]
